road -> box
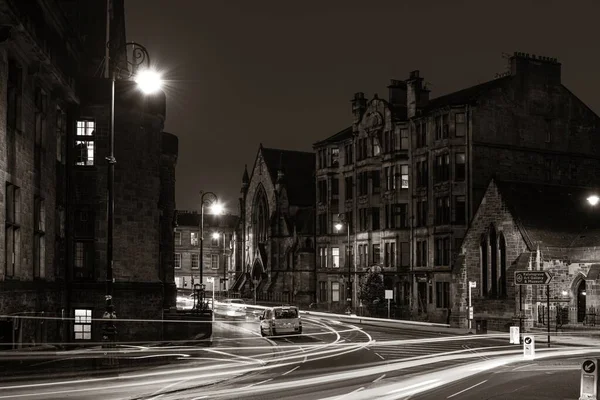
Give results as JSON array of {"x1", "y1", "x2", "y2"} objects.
[{"x1": 0, "y1": 312, "x2": 594, "y2": 400}]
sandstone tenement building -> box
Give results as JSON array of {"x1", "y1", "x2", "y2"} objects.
[{"x1": 0, "y1": 0, "x2": 178, "y2": 346}]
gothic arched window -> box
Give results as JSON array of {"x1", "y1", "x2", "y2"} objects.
[
  {"x1": 252, "y1": 185, "x2": 269, "y2": 248},
  {"x1": 480, "y1": 234, "x2": 488, "y2": 296},
  {"x1": 489, "y1": 224, "x2": 498, "y2": 297},
  {"x1": 499, "y1": 233, "x2": 507, "y2": 297}
]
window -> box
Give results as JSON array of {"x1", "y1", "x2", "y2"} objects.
[
  {"x1": 319, "y1": 247, "x2": 327, "y2": 268},
  {"x1": 480, "y1": 235, "x2": 488, "y2": 296},
  {"x1": 384, "y1": 166, "x2": 397, "y2": 191},
  {"x1": 400, "y1": 165, "x2": 409, "y2": 189},
  {"x1": 358, "y1": 208, "x2": 369, "y2": 231},
  {"x1": 435, "y1": 116, "x2": 442, "y2": 140},
  {"x1": 357, "y1": 138, "x2": 368, "y2": 161},
  {"x1": 318, "y1": 180, "x2": 327, "y2": 203},
  {"x1": 455, "y1": 113, "x2": 466, "y2": 137},
  {"x1": 372, "y1": 244, "x2": 381, "y2": 264},
  {"x1": 74, "y1": 241, "x2": 94, "y2": 280},
  {"x1": 434, "y1": 237, "x2": 451, "y2": 266},
  {"x1": 211, "y1": 254, "x2": 219, "y2": 269},
  {"x1": 435, "y1": 196, "x2": 450, "y2": 225},
  {"x1": 319, "y1": 281, "x2": 327, "y2": 302},
  {"x1": 371, "y1": 207, "x2": 380, "y2": 230},
  {"x1": 211, "y1": 235, "x2": 219, "y2": 247},
  {"x1": 544, "y1": 159, "x2": 552, "y2": 182},
  {"x1": 34, "y1": 87, "x2": 48, "y2": 173},
  {"x1": 56, "y1": 107, "x2": 67, "y2": 163},
  {"x1": 383, "y1": 131, "x2": 394, "y2": 153},
  {"x1": 74, "y1": 309, "x2": 92, "y2": 340},
  {"x1": 435, "y1": 154, "x2": 450, "y2": 182},
  {"x1": 435, "y1": 282, "x2": 450, "y2": 308},
  {"x1": 400, "y1": 128, "x2": 409, "y2": 150},
  {"x1": 75, "y1": 120, "x2": 95, "y2": 166},
  {"x1": 174, "y1": 231, "x2": 182, "y2": 245},
  {"x1": 358, "y1": 171, "x2": 369, "y2": 196},
  {"x1": 191, "y1": 254, "x2": 199, "y2": 269},
  {"x1": 7, "y1": 59, "x2": 22, "y2": 130},
  {"x1": 344, "y1": 176, "x2": 353, "y2": 200},
  {"x1": 416, "y1": 159, "x2": 428, "y2": 188},
  {"x1": 455, "y1": 153, "x2": 466, "y2": 181},
  {"x1": 344, "y1": 143, "x2": 353, "y2": 165},
  {"x1": 415, "y1": 121, "x2": 427, "y2": 148},
  {"x1": 175, "y1": 253, "x2": 182, "y2": 269},
  {"x1": 191, "y1": 232, "x2": 199, "y2": 246},
  {"x1": 385, "y1": 242, "x2": 396, "y2": 267},
  {"x1": 331, "y1": 282, "x2": 340, "y2": 302},
  {"x1": 371, "y1": 171, "x2": 380, "y2": 194},
  {"x1": 442, "y1": 114, "x2": 449, "y2": 138},
  {"x1": 331, "y1": 148, "x2": 340, "y2": 167},
  {"x1": 332, "y1": 178, "x2": 339, "y2": 198},
  {"x1": 318, "y1": 213, "x2": 327, "y2": 235},
  {"x1": 415, "y1": 199, "x2": 428, "y2": 227},
  {"x1": 400, "y1": 242, "x2": 410, "y2": 267},
  {"x1": 455, "y1": 196, "x2": 466, "y2": 224},
  {"x1": 5, "y1": 183, "x2": 21, "y2": 277},
  {"x1": 416, "y1": 239, "x2": 428, "y2": 267},
  {"x1": 317, "y1": 149, "x2": 326, "y2": 169},
  {"x1": 33, "y1": 197, "x2": 46, "y2": 278},
  {"x1": 358, "y1": 244, "x2": 368, "y2": 266},
  {"x1": 332, "y1": 247, "x2": 339, "y2": 268},
  {"x1": 372, "y1": 137, "x2": 380, "y2": 156}
]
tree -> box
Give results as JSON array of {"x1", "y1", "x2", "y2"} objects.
[{"x1": 358, "y1": 268, "x2": 385, "y2": 315}]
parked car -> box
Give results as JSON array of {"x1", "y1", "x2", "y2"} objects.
[
  {"x1": 259, "y1": 306, "x2": 302, "y2": 336},
  {"x1": 214, "y1": 298, "x2": 247, "y2": 319}
]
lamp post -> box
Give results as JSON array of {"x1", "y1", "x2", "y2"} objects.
[
  {"x1": 335, "y1": 214, "x2": 352, "y2": 312},
  {"x1": 103, "y1": 42, "x2": 163, "y2": 350},
  {"x1": 199, "y1": 191, "x2": 223, "y2": 308}
]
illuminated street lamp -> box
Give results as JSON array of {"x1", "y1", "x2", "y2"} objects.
[
  {"x1": 199, "y1": 191, "x2": 223, "y2": 307},
  {"x1": 587, "y1": 195, "x2": 599, "y2": 207},
  {"x1": 335, "y1": 214, "x2": 352, "y2": 311},
  {"x1": 103, "y1": 42, "x2": 163, "y2": 351}
]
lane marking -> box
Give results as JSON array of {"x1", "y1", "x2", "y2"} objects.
[
  {"x1": 373, "y1": 374, "x2": 386, "y2": 382},
  {"x1": 387, "y1": 379, "x2": 441, "y2": 395},
  {"x1": 242, "y1": 378, "x2": 273, "y2": 389},
  {"x1": 375, "y1": 352, "x2": 385, "y2": 360},
  {"x1": 282, "y1": 366, "x2": 300, "y2": 376},
  {"x1": 512, "y1": 363, "x2": 537, "y2": 371},
  {"x1": 447, "y1": 379, "x2": 488, "y2": 398}
]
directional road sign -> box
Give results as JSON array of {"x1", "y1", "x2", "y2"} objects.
[{"x1": 514, "y1": 270, "x2": 553, "y2": 285}]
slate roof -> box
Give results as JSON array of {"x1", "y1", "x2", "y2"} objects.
[
  {"x1": 261, "y1": 147, "x2": 315, "y2": 207},
  {"x1": 176, "y1": 211, "x2": 239, "y2": 229},
  {"x1": 423, "y1": 76, "x2": 512, "y2": 113},
  {"x1": 313, "y1": 126, "x2": 353, "y2": 147},
  {"x1": 495, "y1": 180, "x2": 600, "y2": 249}
]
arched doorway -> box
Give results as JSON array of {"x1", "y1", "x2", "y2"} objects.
[{"x1": 577, "y1": 280, "x2": 587, "y2": 323}]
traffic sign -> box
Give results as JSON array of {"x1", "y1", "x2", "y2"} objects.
[
  {"x1": 523, "y1": 335, "x2": 535, "y2": 359},
  {"x1": 514, "y1": 271, "x2": 553, "y2": 285},
  {"x1": 385, "y1": 290, "x2": 393, "y2": 300},
  {"x1": 510, "y1": 326, "x2": 520, "y2": 344},
  {"x1": 580, "y1": 359, "x2": 599, "y2": 400}
]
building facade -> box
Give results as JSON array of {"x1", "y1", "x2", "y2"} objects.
[
  {"x1": 232, "y1": 145, "x2": 316, "y2": 306},
  {"x1": 315, "y1": 52, "x2": 600, "y2": 322},
  {"x1": 313, "y1": 89, "x2": 411, "y2": 313},
  {"x1": 174, "y1": 211, "x2": 238, "y2": 294},
  {"x1": 0, "y1": 0, "x2": 178, "y2": 346},
  {"x1": 453, "y1": 179, "x2": 600, "y2": 331}
]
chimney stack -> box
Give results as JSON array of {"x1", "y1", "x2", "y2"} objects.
[
  {"x1": 510, "y1": 51, "x2": 561, "y2": 85},
  {"x1": 351, "y1": 92, "x2": 367, "y2": 131},
  {"x1": 406, "y1": 70, "x2": 430, "y2": 119}
]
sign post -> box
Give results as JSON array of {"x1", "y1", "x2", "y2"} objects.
[
  {"x1": 523, "y1": 335, "x2": 535, "y2": 359},
  {"x1": 514, "y1": 271, "x2": 553, "y2": 346},
  {"x1": 468, "y1": 281, "x2": 476, "y2": 333},
  {"x1": 385, "y1": 290, "x2": 393, "y2": 319},
  {"x1": 580, "y1": 359, "x2": 599, "y2": 400}
]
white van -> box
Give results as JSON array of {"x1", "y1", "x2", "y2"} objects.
[{"x1": 259, "y1": 306, "x2": 302, "y2": 336}]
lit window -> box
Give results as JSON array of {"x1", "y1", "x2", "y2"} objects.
[
  {"x1": 191, "y1": 232, "x2": 198, "y2": 246},
  {"x1": 332, "y1": 282, "x2": 340, "y2": 302},
  {"x1": 332, "y1": 247, "x2": 339, "y2": 268},
  {"x1": 74, "y1": 309, "x2": 92, "y2": 340},
  {"x1": 75, "y1": 120, "x2": 95, "y2": 166}
]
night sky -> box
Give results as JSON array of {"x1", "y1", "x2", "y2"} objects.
[{"x1": 125, "y1": 0, "x2": 600, "y2": 214}]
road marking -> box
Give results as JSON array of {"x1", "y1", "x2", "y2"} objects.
[
  {"x1": 242, "y1": 378, "x2": 273, "y2": 388},
  {"x1": 282, "y1": 366, "x2": 300, "y2": 376},
  {"x1": 387, "y1": 379, "x2": 441, "y2": 395},
  {"x1": 512, "y1": 363, "x2": 537, "y2": 371},
  {"x1": 375, "y1": 352, "x2": 385, "y2": 360},
  {"x1": 373, "y1": 374, "x2": 386, "y2": 382},
  {"x1": 447, "y1": 379, "x2": 488, "y2": 398}
]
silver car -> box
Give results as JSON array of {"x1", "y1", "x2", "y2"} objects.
[{"x1": 260, "y1": 306, "x2": 302, "y2": 336}]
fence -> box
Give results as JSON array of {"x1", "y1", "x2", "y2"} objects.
[{"x1": 537, "y1": 305, "x2": 597, "y2": 327}]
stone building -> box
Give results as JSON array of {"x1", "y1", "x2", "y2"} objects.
[
  {"x1": 174, "y1": 211, "x2": 238, "y2": 294},
  {"x1": 315, "y1": 52, "x2": 600, "y2": 322},
  {"x1": 313, "y1": 89, "x2": 411, "y2": 313},
  {"x1": 0, "y1": 0, "x2": 178, "y2": 346},
  {"x1": 453, "y1": 179, "x2": 600, "y2": 331},
  {"x1": 232, "y1": 145, "x2": 316, "y2": 306}
]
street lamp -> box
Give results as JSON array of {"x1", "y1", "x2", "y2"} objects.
[
  {"x1": 199, "y1": 191, "x2": 223, "y2": 308},
  {"x1": 335, "y1": 214, "x2": 352, "y2": 312},
  {"x1": 103, "y1": 41, "x2": 163, "y2": 349},
  {"x1": 587, "y1": 195, "x2": 599, "y2": 207}
]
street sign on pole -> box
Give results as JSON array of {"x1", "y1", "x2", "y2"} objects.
[
  {"x1": 385, "y1": 290, "x2": 393, "y2": 319},
  {"x1": 523, "y1": 335, "x2": 535, "y2": 359},
  {"x1": 580, "y1": 359, "x2": 599, "y2": 400},
  {"x1": 514, "y1": 271, "x2": 553, "y2": 285}
]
